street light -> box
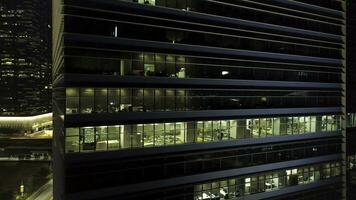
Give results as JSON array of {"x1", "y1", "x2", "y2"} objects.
[{"x1": 20, "y1": 180, "x2": 24, "y2": 197}]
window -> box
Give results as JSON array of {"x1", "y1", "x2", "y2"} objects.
[
  {"x1": 165, "y1": 123, "x2": 176, "y2": 145},
  {"x1": 260, "y1": 118, "x2": 272, "y2": 137},
  {"x1": 175, "y1": 122, "x2": 185, "y2": 144},
  {"x1": 138, "y1": 0, "x2": 156, "y2": 5},
  {"x1": 108, "y1": 89, "x2": 120, "y2": 112},
  {"x1": 144, "y1": 88, "x2": 154, "y2": 111},
  {"x1": 132, "y1": 89, "x2": 144, "y2": 111},
  {"x1": 155, "y1": 123, "x2": 165, "y2": 146},
  {"x1": 244, "y1": 178, "x2": 251, "y2": 194},
  {"x1": 252, "y1": 119, "x2": 260, "y2": 138},
  {"x1": 229, "y1": 120, "x2": 237, "y2": 139},
  {"x1": 80, "y1": 88, "x2": 94, "y2": 114},
  {"x1": 237, "y1": 119, "x2": 249, "y2": 139},
  {"x1": 121, "y1": 124, "x2": 133, "y2": 148},
  {"x1": 212, "y1": 120, "x2": 221, "y2": 141},
  {"x1": 311, "y1": 116, "x2": 317, "y2": 132},
  {"x1": 155, "y1": 89, "x2": 165, "y2": 111},
  {"x1": 66, "y1": 88, "x2": 79, "y2": 114},
  {"x1": 96, "y1": 126, "x2": 108, "y2": 151},
  {"x1": 273, "y1": 118, "x2": 280, "y2": 136},
  {"x1": 65, "y1": 128, "x2": 79, "y2": 153},
  {"x1": 220, "y1": 120, "x2": 230, "y2": 140},
  {"x1": 95, "y1": 89, "x2": 107, "y2": 113},
  {"x1": 321, "y1": 116, "x2": 328, "y2": 132},
  {"x1": 196, "y1": 121, "x2": 204, "y2": 143},
  {"x1": 280, "y1": 117, "x2": 288, "y2": 135},
  {"x1": 204, "y1": 121, "x2": 213, "y2": 142},
  {"x1": 322, "y1": 163, "x2": 331, "y2": 178},
  {"x1": 143, "y1": 124, "x2": 154, "y2": 147},
  {"x1": 287, "y1": 117, "x2": 293, "y2": 135},
  {"x1": 176, "y1": 89, "x2": 186, "y2": 111},
  {"x1": 166, "y1": 89, "x2": 175, "y2": 111},
  {"x1": 66, "y1": 87, "x2": 341, "y2": 114},
  {"x1": 65, "y1": 115, "x2": 341, "y2": 153},
  {"x1": 108, "y1": 126, "x2": 120, "y2": 150},
  {"x1": 80, "y1": 127, "x2": 95, "y2": 151},
  {"x1": 132, "y1": 124, "x2": 143, "y2": 148},
  {"x1": 292, "y1": 117, "x2": 299, "y2": 134},
  {"x1": 119, "y1": 88, "x2": 130, "y2": 111},
  {"x1": 305, "y1": 116, "x2": 311, "y2": 133}
]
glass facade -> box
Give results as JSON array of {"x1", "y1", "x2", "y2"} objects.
[
  {"x1": 65, "y1": 50, "x2": 341, "y2": 83},
  {"x1": 65, "y1": 114, "x2": 341, "y2": 153},
  {"x1": 193, "y1": 162, "x2": 341, "y2": 200},
  {"x1": 65, "y1": 88, "x2": 340, "y2": 114},
  {"x1": 53, "y1": 0, "x2": 346, "y2": 199}
]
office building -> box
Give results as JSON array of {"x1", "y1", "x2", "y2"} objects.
[
  {"x1": 0, "y1": 0, "x2": 51, "y2": 116},
  {"x1": 346, "y1": 0, "x2": 356, "y2": 199},
  {"x1": 53, "y1": 0, "x2": 346, "y2": 199}
]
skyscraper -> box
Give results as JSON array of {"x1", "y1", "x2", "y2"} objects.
[
  {"x1": 0, "y1": 0, "x2": 51, "y2": 116},
  {"x1": 53, "y1": 0, "x2": 346, "y2": 199}
]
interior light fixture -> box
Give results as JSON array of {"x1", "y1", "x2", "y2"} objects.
[{"x1": 221, "y1": 71, "x2": 229, "y2": 75}]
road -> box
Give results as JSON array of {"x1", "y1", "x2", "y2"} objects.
[
  {"x1": 0, "y1": 157, "x2": 51, "y2": 162},
  {"x1": 26, "y1": 179, "x2": 53, "y2": 200}
]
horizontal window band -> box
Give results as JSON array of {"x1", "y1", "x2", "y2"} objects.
[
  {"x1": 64, "y1": 46, "x2": 342, "y2": 70},
  {"x1": 63, "y1": 34, "x2": 343, "y2": 66},
  {"x1": 63, "y1": 54, "x2": 342, "y2": 74},
  {"x1": 64, "y1": 130, "x2": 341, "y2": 159}
]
